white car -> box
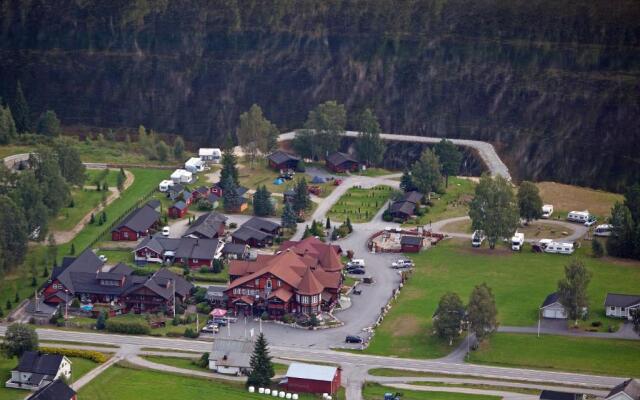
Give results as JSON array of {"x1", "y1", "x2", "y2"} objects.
[
  {"x1": 98, "y1": 255, "x2": 108, "y2": 262},
  {"x1": 201, "y1": 324, "x2": 219, "y2": 334},
  {"x1": 391, "y1": 259, "x2": 414, "y2": 269},
  {"x1": 162, "y1": 226, "x2": 170, "y2": 236},
  {"x1": 584, "y1": 217, "x2": 597, "y2": 227}
]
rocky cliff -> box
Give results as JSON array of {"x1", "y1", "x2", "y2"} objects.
[{"x1": 1, "y1": 0, "x2": 638, "y2": 191}]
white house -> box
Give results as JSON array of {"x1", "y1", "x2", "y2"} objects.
[
  {"x1": 540, "y1": 292, "x2": 568, "y2": 319},
  {"x1": 605, "y1": 379, "x2": 640, "y2": 400},
  {"x1": 199, "y1": 148, "x2": 221, "y2": 164},
  {"x1": 184, "y1": 157, "x2": 204, "y2": 173},
  {"x1": 170, "y1": 169, "x2": 193, "y2": 184},
  {"x1": 208, "y1": 338, "x2": 253, "y2": 375},
  {"x1": 605, "y1": 293, "x2": 640, "y2": 320},
  {"x1": 5, "y1": 351, "x2": 71, "y2": 391}
]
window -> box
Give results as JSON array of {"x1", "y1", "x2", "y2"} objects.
[
  {"x1": 277, "y1": 280, "x2": 282, "y2": 287},
  {"x1": 266, "y1": 279, "x2": 272, "y2": 290},
  {"x1": 123, "y1": 231, "x2": 129, "y2": 239},
  {"x1": 255, "y1": 279, "x2": 260, "y2": 286},
  {"x1": 621, "y1": 307, "x2": 626, "y2": 311},
  {"x1": 610, "y1": 306, "x2": 615, "y2": 310}
]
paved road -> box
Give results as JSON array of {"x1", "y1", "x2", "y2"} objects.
[{"x1": 278, "y1": 130, "x2": 511, "y2": 181}]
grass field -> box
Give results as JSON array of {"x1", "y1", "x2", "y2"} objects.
[
  {"x1": 470, "y1": 333, "x2": 640, "y2": 377},
  {"x1": 536, "y1": 182, "x2": 623, "y2": 219},
  {"x1": 0, "y1": 355, "x2": 98, "y2": 400},
  {"x1": 142, "y1": 355, "x2": 289, "y2": 375},
  {"x1": 327, "y1": 185, "x2": 396, "y2": 223},
  {"x1": 85, "y1": 168, "x2": 123, "y2": 188},
  {"x1": 354, "y1": 167, "x2": 396, "y2": 177},
  {"x1": 365, "y1": 239, "x2": 640, "y2": 359},
  {"x1": 407, "y1": 177, "x2": 476, "y2": 226},
  {"x1": 441, "y1": 219, "x2": 575, "y2": 240},
  {"x1": 77, "y1": 363, "x2": 319, "y2": 399},
  {"x1": 362, "y1": 383, "x2": 499, "y2": 400},
  {"x1": 50, "y1": 188, "x2": 106, "y2": 231}
]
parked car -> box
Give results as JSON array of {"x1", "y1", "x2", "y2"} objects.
[
  {"x1": 162, "y1": 226, "x2": 170, "y2": 236},
  {"x1": 348, "y1": 268, "x2": 366, "y2": 275},
  {"x1": 391, "y1": 259, "x2": 413, "y2": 269},
  {"x1": 211, "y1": 317, "x2": 228, "y2": 326},
  {"x1": 345, "y1": 335, "x2": 363, "y2": 344},
  {"x1": 584, "y1": 216, "x2": 597, "y2": 227},
  {"x1": 352, "y1": 289, "x2": 362, "y2": 295},
  {"x1": 201, "y1": 324, "x2": 219, "y2": 334},
  {"x1": 98, "y1": 255, "x2": 108, "y2": 262}
]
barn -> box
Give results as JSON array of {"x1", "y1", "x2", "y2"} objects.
[
  {"x1": 281, "y1": 362, "x2": 341, "y2": 395},
  {"x1": 400, "y1": 235, "x2": 423, "y2": 252},
  {"x1": 326, "y1": 152, "x2": 359, "y2": 173},
  {"x1": 268, "y1": 150, "x2": 300, "y2": 171}
]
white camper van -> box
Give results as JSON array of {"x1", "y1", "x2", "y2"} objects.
[
  {"x1": 541, "y1": 204, "x2": 554, "y2": 219},
  {"x1": 567, "y1": 210, "x2": 590, "y2": 223},
  {"x1": 159, "y1": 180, "x2": 174, "y2": 192},
  {"x1": 594, "y1": 224, "x2": 613, "y2": 237},
  {"x1": 184, "y1": 157, "x2": 204, "y2": 173},
  {"x1": 471, "y1": 230, "x2": 485, "y2": 247},
  {"x1": 511, "y1": 232, "x2": 525, "y2": 251},
  {"x1": 544, "y1": 242, "x2": 575, "y2": 255}
]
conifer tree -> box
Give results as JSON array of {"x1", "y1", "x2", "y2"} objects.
[
  {"x1": 12, "y1": 81, "x2": 31, "y2": 133},
  {"x1": 247, "y1": 333, "x2": 274, "y2": 388},
  {"x1": 281, "y1": 202, "x2": 297, "y2": 229}
]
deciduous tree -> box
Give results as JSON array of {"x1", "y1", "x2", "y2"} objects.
[
  {"x1": 434, "y1": 139, "x2": 462, "y2": 187},
  {"x1": 299, "y1": 101, "x2": 346, "y2": 159},
  {"x1": 433, "y1": 292, "x2": 465, "y2": 346},
  {"x1": 236, "y1": 104, "x2": 279, "y2": 167},
  {"x1": 466, "y1": 283, "x2": 498, "y2": 341},
  {"x1": 557, "y1": 260, "x2": 592, "y2": 325},
  {"x1": 411, "y1": 148, "x2": 443, "y2": 199},
  {"x1": 355, "y1": 108, "x2": 385, "y2": 167},
  {"x1": 2, "y1": 323, "x2": 38, "y2": 358},
  {"x1": 173, "y1": 136, "x2": 185, "y2": 161},
  {"x1": 156, "y1": 140, "x2": 170, "y2": 162},
  {"x1": 399, "y1": 169, "x2": 417, "y2": 193},
  {"x1": 517, "y1": 181, "x2": 543, "y2": 223},
  {"x1": 36, "y1": 110, "x2": 61, "y2": 137},
  {"x1": 0, "y1": 196, "x2": 28, "y2": 272}
]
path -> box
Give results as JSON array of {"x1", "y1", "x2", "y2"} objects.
[
  {"x1": 277, "y1": 130, "x2": 511, "y2": 181},
  {"x1": 52, "y1": 169, "x2": 134, "y2": 244},
  {"x1": 69, "y1": 347, "x2": 125, "y2": 391}
]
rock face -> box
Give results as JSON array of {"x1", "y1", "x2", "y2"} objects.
[{"x1": 0, "y1": 1, "x2": 638, "y2": 191}]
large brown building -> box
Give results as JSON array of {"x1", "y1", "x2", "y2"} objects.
[{"x1": 226, "y1": 237, "x2": 343, "y2": 318}]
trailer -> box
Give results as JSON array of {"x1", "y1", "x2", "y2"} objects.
[
  {"x1": 544, "y1": 241, "x2": 575, "y2": 255},
  {"x1": 541, "y1": 204, "x2": 554, "y2": 218},
  {"x1": 511, "y1": 232, "x2": 525, "y2": 251},
  {"x1": 594, "y1": 224, "x2": 613, "y2": 237},
  {"x1": 567, "y1": 210, "x2": 590, "y2": 223}
]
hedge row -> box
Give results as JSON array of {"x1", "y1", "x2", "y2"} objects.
[
  {"x1": 105, "y1": 320, "x2": 150, "y2": 334},
  {"x1": 39, "y1": 347, "x2": 110, "y2": 363}
]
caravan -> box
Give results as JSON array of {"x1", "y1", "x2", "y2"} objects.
[
  {"x1": 184, "y1": 157, "x2": 204, "y2": 173},
  {"x1": 471, "y1": 230, "x2": 485, "y2": 247},
  {"x1": 159, "y1": 180, "x2": 175, "y2": 192},
  {"x1": 544, "y1": 242, "x2": 575, "y2": 255},
  {"x1": 541, "y1": 204, "x2": 554, "y2": 219},
  {"x1": 594, "y1": 224, "x2": 613, "y2": 237},
  {"x1": 511, "y1": 232, "x2": 525, "y2": 251},
  {"x1": 170, "y1": 169, "x2": 194, "y2": 184},
  {"x1": 567, "y1": 210, "x2": 590, "y2": 223}
]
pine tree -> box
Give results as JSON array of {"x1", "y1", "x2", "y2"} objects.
[
  {"x1": 42, "y1": 266, "x2": 49, "y2": 278},
  {"x1": 399, "y1": 169, "x2": 416, "y2": 193},
  {"x1": 591, "y1": 239, "x2": 604, "y2": 258},
  {"x1": 220, "y1": 144, "x2": 239, "y2": 186},
  {"x1": 70, "y1": 243, "x2": 75, "y2": 255},
  {"x1": 90, "y1": 213, "x2": 95, "y2": 224},
  {"x1": 173, "y1": 137, "x2": 185, "y2": 160},
  {"x1": 293, "y1": 178, "x2": 310, "y2": 214},
  {"x1": 302, "y1": 225, "x2": 311, "y2": 239},
  {"x1": 12, "y1": 81, "x2": 31, "y2": 133},
  {"x1": 102, "y1": 181, "x2": 108, "y2": 192},
  {"x1": 0, "y1": 104, "x2": 17, "y2": 144},
  {"x1": 117, "y1": 168, "x2": 126, "y2": 192},
  {"x1": 96, "y1": 312, "x2": 107, "y2": 330},
  {"x1": 30, "y1": 276, "x2": 37, "y2": 287},
  {"x1": 253, "y1": 186, "x2": 265, "y2": 216},
  {"x1": 222, "y1": 175, "x2": 242, "y2": 212},
  {"x1": 346, "y1": 217, "x2": 353, "y2": 233},
  {"x1": 36, "y1": 110, "x2": 61, "y2": 137},
  {"x1": 326, "y1": 217, "x2": 331, "y2": 230},
  {"x1": 247, "y1": 333, "x2": 274, "y2": 388},
  {"x1": 281, "y1": 202, "x2": 297, "y2": 229}
]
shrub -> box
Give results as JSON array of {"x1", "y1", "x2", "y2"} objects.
[
  {"x1": 382, "y1": 212, "x2": 393, "y2": 222},
  {"x1": 282, "y1": 314, "x2": 295, "y2": 324},
  {"x1": 591, "y1": 239, "x2": 604, "y2": 258},
  {"x1": 197, "y1": 352, "x2": 209, "y2": 368},
  {"x1": 70, "y1": 298, "x2": 81, "y2": 308},
  {"x1": 196, "y1": 302, "x2": 212, "y2": 314},
  {"x1": 229, "y1": 222, "x2": 238, "y2": 229},
  {"x1": 39, "y1": 347, "x2": 110, "y2": 364},
  {"x1": 105, "y1": 320, "x2": 150, "y2": 335},
  {"x1": 183, "y1": 327, "x2": 199, "y2": 338},
  {"x1": 165, "y1": 331, "x2": 183, "y2": 338},
  {"x1": 591, "y1": 321, "x2": 603, "y2": 327},
  {"x1": 260, "y1": 311, "x2": 269, "y2": 320}
]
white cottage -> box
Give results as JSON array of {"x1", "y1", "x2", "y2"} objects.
[
  {"x1": 605, "y1": 293, "x2": 640, "y2": 320},
  {"x1": 199, "y1": 148, "x2": 221, "y2": 164},
  {"x1": 208, "y1": 338, "x2": 253, "y2": 376},
  {"x1": 5, "y1": 351, "x2": 71, "y2": 391},
  {"x1": 606, "y1": 379, "x2": 640, "y2": 400}
]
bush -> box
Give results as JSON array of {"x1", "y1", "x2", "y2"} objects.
[
  {"x1": 282, "y1": 314, "x2": 295, "y2": 324},
  {"x1": 196, "y1": 302, "x2": 212, "y2": 314},
  {"x1": 197, "y1": 352, "x2": 209, "y2": 368},
  {"x1": 382, "y1": 212, "x2": 393, "y2": 222},
  {"x1": 70, "y1": 298, "x2": 81, "y2": 308},
  {"x1": 165, "y1": 331, "x2": 183, "y2": 338},
  {"x1": 39, "y1": 347, "x2": 109, "y2": 363},
  {"x1": 229, "y1": 222, "x2": 238, "y2": 229},
  {"x1": 415, "y1": 207, "x2": 426, "y2": 217},
  {"x1": 591, "y1": 321, "x2": 603, "y2": 327},
  {"x1": 591, "y1": 239, "x2": 604, "y2": 258},
  {"x1": 105, "y1": 320, "x2": 150, "y2": 335},
  {"x1": 183, "y1": 327, "x2": 199, "y2": 338},
  {"x1": 260, "y1": 311, "x2": 269, "y2": 320}
]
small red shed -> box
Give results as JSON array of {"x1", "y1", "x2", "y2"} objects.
[
  {"x1": 168, "y1": 201, "x2": 189, "y2": 218},
  {"x1": 400, "y1": 235, "x2": 424, "y2": 253},
  {"x1": 282, "y1": 362, "x2": 341, "y2": 395}
]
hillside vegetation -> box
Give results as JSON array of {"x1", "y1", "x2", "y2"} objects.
[{"x1": 1, "y1": 0, "x2": 639, "y2": 190}]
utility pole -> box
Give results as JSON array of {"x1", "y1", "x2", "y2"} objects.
[
  {"x1": 172, "y1": 279, "x2": 176, "y2": 318},
  {"x1": 537, "y1": 309, "x2": 541, "y2": 338}
]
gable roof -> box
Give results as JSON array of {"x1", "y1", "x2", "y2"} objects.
[
  {"x1": 286, "y1": 362, "x2": 337, "y2": 382},
  {"x1": 28, "y1": 379, "x2": 76, "y2": 400},
  {"x1": 114, "y1": 204, "x2": 159, "y2": 232},
  {"x1": 541, "y1": 292, "x2": 563, "y2": 308},
  {"x1": 243, "y1": 217, "x2": 280, "y2": 233},
  {"x1": 326, "y1": 151, "x2": 357, "y2": 166},
  {"x1": 171, "y1": 201, "x2": 188, "y2": 211},
  {"x1": 232, "y1": 225, "x2": 274, "y2": 242},
  {"x1": 401, "y1": 191, "x2": 423, "y2": 204},
  {"x1": 184, "y1": 212, "x2": 227, "y2": 239},
  {"x1": 15, "y1": 352, "x2": 65, "y2": 376},
  {"x1": 540, "y1": 390, "x2": 584, "y2": 400},
  {"x1": 209, "y1": 338, "x2": 253, "y2": 368},
  {"x1": 390, "y1": 201, "x2": 415, "y2": 216},
  {"x1": 54, "y1": 249, "x2": 104, "y2": 293},
  {"x1": 605, "y1": 293, "x2": 640, "y2": 308},
  {"x1": 607, "y1": 379, "x2": 640, "y2": 400},
  {"x1": 268, "y1": 150, "x2": 300, "y2": 165},
  {"x1": 222, "y1": 243, "x2": 248, "y2": 256}
]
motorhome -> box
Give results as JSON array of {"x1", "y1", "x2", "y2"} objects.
[
  {"x1": 511, "y1": 232, "x2": 525, "y2": 251},
  {"x1": 567, "y1": 210, "x2": 590, "y2": 223},
  {"x1": 544, "y1": 241, "x2": 575, "y2": 255},
  {"x1": 541, "y1": 204, "x2": 554, "y2": 218},
  {"x1": 594, "y1": 224, "x2": 613, "y2": 237},
  {"x1": 471, "y1": 230, "x2": 485, "y2": 247},
  {"x1": 159, "y1": 180, "x2": 175, "y2": 192},
  {"x1": 184, "y1": 157, "x2": 204, "y2": 173}
]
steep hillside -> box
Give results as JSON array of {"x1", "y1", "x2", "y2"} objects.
[{"x1": 0, "y1": 0, "x2": 639, "y2": 190}]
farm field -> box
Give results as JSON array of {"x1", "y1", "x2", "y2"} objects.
[
  {"x1": 77, "y1": 363, "x2": 318, "y2": 399},
  {"x1": 365, "y1": 239, "x2": 640, "y2": 359},
  {"x1": 327, "y1": 185, "x2": 396, "y2": 223},
  {"x1": 407, "y1": 177, "x2": 476, "y2": 226},
  {"x1": 536, "y1": 181, "x2": 623, "y2": 219},
  {"x1": 469, "y1": 333, "x2": 640, "y2": 377},
  {"x1": 362, "y1": 383, "x2": 500, "y2": 400},
  {"x1": 441, "y1": 219, "x2": 575, "y2": 240},
  {"x1": 0, "y1": 355, "x2": 98, "y2": 400}
]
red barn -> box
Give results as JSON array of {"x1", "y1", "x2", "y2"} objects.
[
  {"x1": 282, "y1": 362, "x2": 341, "y2": 394},
  {"x1": 111, "y1": 203, "x2": 160, "y2": 241},
  {"x1": 168, "y1": 201, "x2": 189, "y2": 218},
  {"x1": 326, "y1": 152, "x2": 359, "y2": 173},
  {"x1": 400, "y1": 235, "x2": 423, "y2": 252}
]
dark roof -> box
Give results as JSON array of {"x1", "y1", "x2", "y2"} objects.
[
  {"x1": 206, "y1": 193, "x2": 220, "y2": 203},
  {"x1": 400, "y1": 235, "x2": 423, "y2": 246},
  {"x1": 15, "y1": 352, "x2": 65, "y2": 375},
  {"x1": 268, "y1": 150, "x2": 300, "y2": 165},
  {"x1": 243, "y1": 217, "x2": 280, "y2": 233},
  {"x1": 232, "y1": 226, "x2": 274, "y2": 242},
  {"x1": 401, "y1": 191, "x2": 423, "y2": 204},
  {"x1": 540, "y1": 390, "x2": 584, "y2": 400},
  {"x1": 114, "y1": 204, "x2": 160, "y2": 232},
  {"x1": 171, "y1": 201, "x2": 188, "y2": 211},
  {"x1": 60, "y1": 256, "x2": 76, "y2": 269},
  {"x1": 222, "y1": 243, "x2": 248, "y2": 256},
  {"x1": 605, "y1": 293, "x2": 640, "y2": 308},
  {"x1": 237, "y1": 186, "x2": 249, "y2": 197},
  {"x1": 124, "y1": 268, "x2": 193, "y2": 299},
  {"x1": 283, "y1": 189, "x2": 296, "y2": 197},
  {"x1": 326, "y1": 151, "x2": 358, "y2": 166},
  {"x1": 175, "y1": 237, "x2": 220, "y2": 260},
  {"x1": 607, "y1": 379, "x2": 640, "y2": 400},
  {"x1": 184, "y1": 212, "x2": 227, "y2": 239},
  {"x1": 196, "y1": 186, "x2": 209, "y2": 194},
  {"x1": 541, "y1": 292, "x2": 562, "y2": 308},
  {"x1": 28, "y1": 379, "x2": 76, "y2": 400},
  {"x1": 145, "y1": 199, "x2": 161, "y2": 210},
  {"x1": 390, "y1": 201, "x2": 415, "y2": 216},
  {"x1": 54, "y1": 249, "x2": 104, "y2": 293}
]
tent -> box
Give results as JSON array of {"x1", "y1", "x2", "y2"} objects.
[
  {"x1": 311, "y1": 176, "x2": 326, "y2": 184},
  {"x1": 273, "y1": 178, "x2": 284, "y2": 185},
  {"x1": 210, "y1": 308, "x2": 227, "y2": 317}
]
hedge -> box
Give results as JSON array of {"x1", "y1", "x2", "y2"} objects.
[
  {"x1": 105, "y1": 319, "x2": 150, "y2": 334},
  {"x1": 39, "y1": 347, "x2": 110, "y2": 363}
]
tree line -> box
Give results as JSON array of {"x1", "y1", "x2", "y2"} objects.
[{"x1": 606, "y1": 184, "x2": 640, "y2": 260}]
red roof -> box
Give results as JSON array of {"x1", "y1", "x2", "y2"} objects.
[{"x1": 297, "y1": 267, "x2": 324, "y2": 295}]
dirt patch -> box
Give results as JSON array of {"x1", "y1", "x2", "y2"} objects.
[
  {"x1": 536, "y1": 181, "x2": 623, "y2": 217},
  {"x1": 392, "y1": 315, "x2": 422, "y2": 337}
]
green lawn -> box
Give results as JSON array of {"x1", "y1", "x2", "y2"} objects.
[
  {"x1": 365, "y1": 239, "x2": 640, "y2": 359},
  {"x1": 328, "y1": 185, "x2": 396, "y2": 223},
  {"x1": 78, "y1": 363, "x2": 319, "y2": 399},
  {"x1": 142, "y1": 355, "x2": 289, "y2": 375},
  {"x1": 50, "y1": 188, "x2": 105, "y2": 231},
  {"x1": 470, "y1": 333, "x2": 640, "y2": 377},
  {"x1": 362, "y1": 383, "x2": 500, "y2": 400},
  {"x1": 354, "y1": 167, "x2": 396, "y2": 177},
  {"x1": 405, "y1": 177, "x2": 476, "y2": 226},
  {"x1": 85, "y1": 168, "x2": 122, "y2": 188},
  {"x1": 0, "y1": 355, "x2": 98, "y2": 400}
]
